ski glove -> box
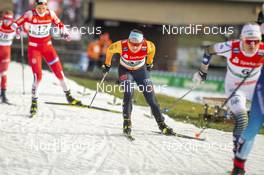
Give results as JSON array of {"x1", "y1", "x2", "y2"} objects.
[
  {"x1": 15, "y1": 27, "x2": 22, "y2": 39},
  {"x1": 192, "y1": 69, "x2": 207, "y2": 85},
  {"x1": 62, "y1": 33, "x2": 71, "y2": 42},
  {"x1": 102, "y1": 64, "x2": 111, "y2": 73},
  {"x1": 146, "y1": 64, "x2": 154, "y2": 71}
]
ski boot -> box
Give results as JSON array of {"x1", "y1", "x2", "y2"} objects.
[
  {"x1": 1, "y1": 89, "x2": 8, "y2": 103},
  {"x1": 65, "y1": 90, "x2": 82, "y2": 106},
  {"x1": 230, "y1": 158, "x2": 246, "y2": 175},
  {"x1": 158, "y1": 121, "x2": 174, "y2": 135},
  {"x1": 30, "y1": 98, "x2": 38, "y2": 118},
  {"x1": 123, "y1": 118, "x2": 132, "y2": 135}
]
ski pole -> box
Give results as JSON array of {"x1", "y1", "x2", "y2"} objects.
[
  {"x1": 89, "y1": 72, "x2": 108, "y2": 108},
  {"x1": 163, "y1": 83, "x2": 199, "y2": 113},
  {"x1": 20, "y1": 33, "x2": 26, "y2": 95}
]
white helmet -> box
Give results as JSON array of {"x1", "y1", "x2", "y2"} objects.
[{"x1": 241, "y1": 23, "x2": 262, "y2": 40}]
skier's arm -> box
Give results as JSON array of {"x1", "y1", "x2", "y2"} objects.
[
  {"x1": 199, "y1": 45, "x2": 214, "y2": 73},
  {"x1": 193, "y1": 41, "x2": 231, "y2": 84},
  {"x1": 105, "y1": 41, "x2": 122, "y2": 66},
  {"x1": 11, "y1": 11, "x2": 32, "y2": 30},
  {"x1": 50, "y1": 10, "x2": 70, "y2": 41},
  {"x1": 199, "y1": 41, "x2": 232, "y2": 73},
  {"x1": 50, "y1": 10, "x2": 65, "y2": 29},
  {"x1": 146, "y1": 41, "x2": 156, "y2": 65}
]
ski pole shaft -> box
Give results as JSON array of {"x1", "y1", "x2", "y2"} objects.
[
  {"x1": 89, "y1": 72, "x2": 108, "y2": 107},
  {"x1": 21, "y1": 34, "x2": 25, "y2": 95},
  {"x1": 175, "y1": 85, "x2": 197, "y2": 103},
  {"x1": 169, "y1": 84, "x2": 199, "y2": 110}
]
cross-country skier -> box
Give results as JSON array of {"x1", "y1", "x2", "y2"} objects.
[
  {"x1": 103, "y1": 29, "x2": 174, "y2": 136},
  {"x1": 0, "y1": 10, "x2": 16, "y2": 103},
  {"x1": 193, "y1": 23, "x2": 264, "y2": 155},
  {"x1": 11, "y1": 0, "x2": 82, "y2": 117}
]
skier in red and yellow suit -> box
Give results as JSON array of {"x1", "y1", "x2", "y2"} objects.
[
  {"x1": 0, "y1": 10, "x2": 16, "y2": 103},
  {"x1": 103, "y1": 29, "x2": 174, "y2": 135},
  {"x1": 11, "y1": 0, "x2": 82, "y2": 117}
]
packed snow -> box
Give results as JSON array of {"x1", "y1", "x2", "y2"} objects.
[{"x1": 0, "y1": 62, "x2": 263, "y2": 175}]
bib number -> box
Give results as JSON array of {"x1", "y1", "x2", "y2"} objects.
[
  {"x1": 29, "y1": 24, "x2": 51, "y2": 37},
  {"x1": 0, "y1": 32, "x2": 8, "y2": 40}
]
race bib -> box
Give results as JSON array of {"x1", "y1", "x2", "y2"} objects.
[
  {"x1": 0, "y1": 31, "x2": 15, "y2": 45},
  {"x1": 28, "y1": 23, "x2": 51, "y2": 38}
]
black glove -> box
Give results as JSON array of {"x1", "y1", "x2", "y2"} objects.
[
  {"x1": 102, "y1": 64, "x2": 111, "y2": 73},
  {"x1": 146, "y1": 64, "x2": 154, "y2": 71},
  {"x1": 198, "y1": 69, "x2": 207, "y2": 81}
]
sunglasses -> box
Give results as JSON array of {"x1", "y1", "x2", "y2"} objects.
[{"x1": 245, "y1": 39, "x2": 260, "y2": 45}]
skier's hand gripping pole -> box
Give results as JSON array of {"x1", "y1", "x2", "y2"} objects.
[{"x1": 89, "y1": 72, "x2": 108, "y2": 108}]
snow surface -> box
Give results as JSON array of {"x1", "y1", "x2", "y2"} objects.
[{"x1": 0, "y1": 62, "x2": 264, "y2": 175}]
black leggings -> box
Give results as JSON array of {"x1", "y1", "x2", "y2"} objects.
[{"x1": 118, "y1": 65, "x2": 164, "y2": 123}]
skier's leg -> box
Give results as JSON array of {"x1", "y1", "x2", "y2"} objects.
[
  {"x1": 227, "y1": 92, "x2": 248, "y2": 154},
  {"x1": 122, "y1": 79, "x2": 134, "y2": 119},
  {"x1": 119, "y1": 66, "x2": 134, "y2": 134},
  {"x1": 28, "y1": 46, "x2": 42, "y2": 100},
  {"x1": 1, "y1": 73, "x2": 7, "y2": 90},
  {"x1": 0, "y1": 63, "x2": 9, "y2": 91},
  {"x1": 133, "y1": 66, "x2": 173, "y2": 135},
  {"x1": 0, "y1": 46, "x2": 11, "y2": 102},
  {"x1": 133, "y1": 67, "x2": 163, "y2": 122},
  {"x1": 0, "y1": 70, "x2": 8, "y2": 102},
  {"x1": 1, "y1": 74, "x2": 7, "y2": 102},
  {"x1": 28, "y1": 46, "x2": 42, "y2": 115},
  {"x1": 43, "y1": 45, "x2": 81, "y2": 105},
  {"x1": 42, "y1": 45, "x2": 68, "y2": 90}
]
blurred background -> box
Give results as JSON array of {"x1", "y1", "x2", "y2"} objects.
[{"x1": 1, "y1": 0, "x2": 264, "y2": 95}]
